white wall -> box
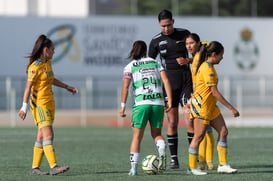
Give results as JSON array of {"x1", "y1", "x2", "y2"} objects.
[
  {"x1": 0, "y1": 0, "x2": 28, "y2": 16},
  {"x1": 0, "y1": 0, "x2": 88, "y2": 17},
  {"x1": 38, "y1": 0, "x2": 89, "y2": 17}
]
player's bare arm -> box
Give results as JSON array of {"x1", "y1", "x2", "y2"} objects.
[
  {"x1": 160, "y1": 71, "x2": 172, "y2": 112},
  {"x1": 210, "y1": 86, "x2": 240, "y2": 117},
  {"x1": 176, "y1": 57, "x2": 190, "y2": 66},
  {"x1": 119, "y1": 78, "x2": 131, "y2": 117},
  {"x1": 18, "y1": 81, "x2": 32, "y2": 120},
  {"x1": 53, "y1": 78, "x2": 78, "y2": 94}
]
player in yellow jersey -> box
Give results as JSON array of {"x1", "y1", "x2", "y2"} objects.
[
  {"x1": 185, "y1": 33, "x2": 215, "y2": 170},
  {"x1": 18, "y1": 34, "x2": 78, "y2": 176},
  {"x1": 187, "y1": 41, "x2": 240, "y2": 175}
]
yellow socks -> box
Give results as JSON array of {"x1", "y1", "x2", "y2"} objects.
[
  {"x1": 32, "y1": 141, "x2": 44, "y2": 168},
  {"x1": 32, "y1": 139, "x2": 59, "y2": 168},
  {"x1": 217, "y1": 140, "x2": 227, "y2": 165},
  {"x1": 188, "y1": 147, "x2": 198, "y2": 170},
  {"x1": 206, "y1": 131, "x2": 215, "y2": 163},
  {"x1": 199, "y1": 127, "x2": 215, "y2": 162},
  {"x1": 198, "y1": 136, "x2": 206, "y2": 162},
  {"x1": 43, "y1": 139, "x2": 57, "y2": 168}
]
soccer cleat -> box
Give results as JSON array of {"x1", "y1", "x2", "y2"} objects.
[
  {"x1": 217, "y1": 164, "x2": 237, "y2": 174},
  {"x1": 197, "y1": 161, "x2": 207, "y2": 170},
  {"x1": 128, "y1": 168, "x2": 137, "y2": 176},
  {"x1": 158, "y1": 154, "x2": 166, "y2": 172},
  {"x1": 30, "y1": 168, "x2": 49, "y2": 175},
  {"x1": 187, "y1": 168, "x2": 207, "y2": 175},
  {"x1": 169, "y1": 159, "x2": 179, "y2": 169},
  {"x1": 50, "y1": 165, "x2": 69, "y2": 176},
  {"x1": 206, "y1": 162, "x2": 214, "y2": 170}
]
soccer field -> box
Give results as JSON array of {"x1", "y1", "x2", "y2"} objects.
[{"x1": 1, "y1": 127, "x2": 273, "y2": 181}]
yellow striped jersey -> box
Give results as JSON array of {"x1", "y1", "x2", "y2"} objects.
[
  {"x1": 190, "y1": 61, "x2": 220, "y2": 121},
  {"x1": 27, "y1": 59, "x2": 54, "y2": 107}
]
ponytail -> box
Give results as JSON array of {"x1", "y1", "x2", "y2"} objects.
[
  {"x1": 195, "y1": 42, "x2": 208, "y2": 75},
  {"x1": 26, "y1": 34, "x2": 52, "y2": 73},
  {"x1": 195, "y1": 41, "x2": 224, "y2": 75},
  {"x1": 128, "y1": 40, "x2": 147, "y2": 60}
]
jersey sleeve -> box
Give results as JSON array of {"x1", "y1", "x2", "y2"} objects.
[
  {"x1": 157, "y1": 60, "x2": 165, "y2": 72},
  {"x1": 123, "y1": 63, "x2": 132, "y2": 80},
  {"x1": 203, "y1": 65, "x2": 217, "y2": 87},
  {"x1": 27, "y1": 64, "x2": 40, "y2": 83},
  {"x1": 148, "y1": 39, "x2": 158, "y2": 59}
]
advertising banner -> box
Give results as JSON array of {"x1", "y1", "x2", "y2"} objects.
[{"x1": 0, "y1": 16, "x2": 271, "y2": 77}]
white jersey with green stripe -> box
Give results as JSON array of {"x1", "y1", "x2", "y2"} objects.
[{"x1": 123, "y1": 57, "x2": 165, "y2": 106}]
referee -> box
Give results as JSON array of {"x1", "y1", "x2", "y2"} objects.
[{"x1": 148, "y1": 9, "x2": 193, "y2": 169}]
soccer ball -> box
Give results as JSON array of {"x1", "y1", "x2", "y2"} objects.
[{"x1": 142, "y1": 155, "x2": 159, "y2": 175}]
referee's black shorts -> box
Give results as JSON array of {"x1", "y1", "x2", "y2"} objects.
[{"x1": 164, "y1": 69, "x2": 193, "y2": 108}]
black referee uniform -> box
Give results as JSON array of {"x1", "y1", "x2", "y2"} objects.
[
  {"x1": 148, "y1": 28, "x2": 193, "y2": 168},
  {"x1": 148, "y1": 28, "x2": 192, "y2": 107}
]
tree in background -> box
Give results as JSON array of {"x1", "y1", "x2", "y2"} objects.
[{"x1": 90, "y1": 0, "x2": 273, "y2": 17}]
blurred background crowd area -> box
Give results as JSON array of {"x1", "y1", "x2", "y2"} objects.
[{"x1": 1, "y1": 0, "x2": 273, "y2": 17}]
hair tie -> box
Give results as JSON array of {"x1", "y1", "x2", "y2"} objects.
[{"x1": 202, "y1": 40, "x2": 210, "y2": 47}]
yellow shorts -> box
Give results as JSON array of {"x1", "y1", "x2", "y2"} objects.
[
  {"x1": 30, "y1": 101, "x2": 55, "y2": 129},
  {"x1": 190, "y1": 105, "x2": 220, "y2": 125}
]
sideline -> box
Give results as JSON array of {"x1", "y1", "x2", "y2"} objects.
[{"x1": 1, "y1": 108, "x2": 273, "y2": 127}]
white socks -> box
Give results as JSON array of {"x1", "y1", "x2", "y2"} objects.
[
  {"x1": 156, "y1": 139, "x2": 166, "y2": 156},
  {"x1": 130, "y1": 152, "x2": 140, "y2": 169}
]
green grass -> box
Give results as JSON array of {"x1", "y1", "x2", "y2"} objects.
[{"x1": 0, "y1": 127, "x2": 273, "y2": 181}]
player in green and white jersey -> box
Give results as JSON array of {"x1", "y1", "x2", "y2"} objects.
[{"x1": 119, "y1": 40, "x2": 172, "y2": 176}]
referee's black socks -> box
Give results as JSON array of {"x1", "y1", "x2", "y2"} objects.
[
  {"x1": 187, "y1": 132, "x2": 194, "y2": 145},
  {"x1": 167, "y1": 134, "x2": 178, "y2": 161}
]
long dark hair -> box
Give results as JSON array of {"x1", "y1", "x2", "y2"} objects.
[
  {"x1": 185, "y1": 33, "x2": 200, "y2": 44},
  {"x1": 195, "y1": 41, "x2": 224, "y2": 75},
  {"x1": 128, "y1": 40, "x2": 147, "y2": 60},
  {"x1": 26, "y1": 34, "x2": 53, "y2": 72},
  {"x1": 185, "y1": 33, "x2": 201, "y2": 57}
]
